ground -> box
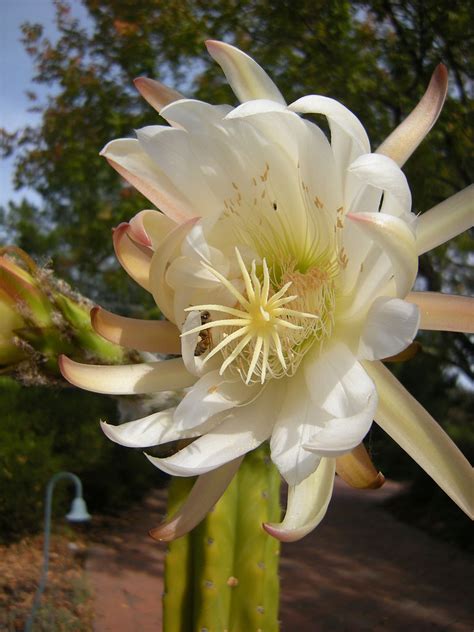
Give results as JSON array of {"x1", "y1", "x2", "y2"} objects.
[
  {"x1": 4, "y1": 478, "x2": 473, "y2": 631},
  {"x1": 86, "y1": 479, "x2": 474, "y2": 631},
  {"x1": 0, "y1": 532, "x2": 92, "y2": 631}
]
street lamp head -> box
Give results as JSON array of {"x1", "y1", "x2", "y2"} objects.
[{"x1": 66, "y1": 496, "x2": 91, "y2": 522}]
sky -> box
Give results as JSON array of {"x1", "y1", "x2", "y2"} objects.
[{"x1": 0, "y1": 0, "x2": 88, "y2": 206}]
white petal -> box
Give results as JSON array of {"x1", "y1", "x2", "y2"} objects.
[
  {"x1": 303, "y1": 402, "x2": 376, "y2": 457},
  {"x1": 146, "y1": 383, "x2": 278, "y2": 476},
  {"x1": 205, "y1": 40, "x2": 286, "y2": 104},
  {"x1": 136, "y1": 126, "x2": 222, "y2": 216},
  {"x1": 148, "y1": 218, "x2": 199, "y2": 323},
  {"x1": 289, "y1": 95, "x2": 370, "y2": 182},
  {"x1": 225, "y1": 99, "x2": 287, "y2": 119},
  {"x1": 263, "y1": 458, "x2": 336, "y2": 542},
  {"x1": 358, "y1": 297, "x2": 420, "y2": 361},
  {"x1": 183, "y1": 221, "x2": 213, "y2": 260},
  {"x1": 100, "y1": 407, "x2": 222, "y2": 449},
  {"x1": 340, "y1": 186, "x2": 383, "y2": 294},
  {"x1": 270, "y1": 373, "x2": 323, "y2": 486},
  {"x1": 416, "y1": 185, "x2": 474, "y2": 255},
  {"x1": 364, "y1": 360, "x2": 474, "y2": 519},
  {"x1": 289, "y1": 95, "x2": 370, "y2": 154},
  {"x1": 101, "y1": 408, "x2": 174, "y2": 447},
  {"x1": 174, "y1": 371, "x2": 252, "y2": 431},
  {"x1": 406, "y1": 292, "x2": 474, "y2": 333},
  {"x1": 305, "y1": 343, "x2": 375, "y2": 418},
  {"x1": 159, "y1": 99, "x2": 232, "y2": 130},
  {"x1": 150, "y1": 457, "x2": 244, "y2": 541},
  {"x1": 166, "y1": 256, "x2": 222, "y2": 290},
  {"x1": 376, "y1": 64, "x2": 448, "y2": 167},
  {"x1": 347, "y1": 212, "x2": 418, "y2": 297},
  {"x1": 297, "y1": 118, "x2": 341, "y2": 213},
  {"x1": 100, "y1": 138, "x2": 194, "y2": 222},
  {"x1": 302, "y1": 345, "x2": 378, "y2": 458},
  {"x1": 59, "y1": 355, "x2": 196, "y2": 394},
  {"x1": 348, "y1": 153, "x2": 412, "y2": 218},
  {"x1": 339, "y1": 244, "x2": 395, "y2": 322}
]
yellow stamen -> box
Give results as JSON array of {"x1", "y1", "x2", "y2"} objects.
[{"x1": 183, "y1": 248, "x2": 324, "y2": 384}]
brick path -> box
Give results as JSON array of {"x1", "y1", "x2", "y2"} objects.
[{"x1": 86, "y1": 479, "x2": 473, "y2": 631}]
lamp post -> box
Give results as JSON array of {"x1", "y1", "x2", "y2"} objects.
[{"x1": 24, "y1": 472, "x2": 91, "y2": 632}]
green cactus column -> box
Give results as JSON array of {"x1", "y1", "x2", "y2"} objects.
[{"x1": 163, "y1": 443, "x2": 281, "y2": 631}]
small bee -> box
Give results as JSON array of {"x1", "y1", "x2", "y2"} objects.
[{"x1": 195, "y1": 310, "x2": 213, "y2": 356}]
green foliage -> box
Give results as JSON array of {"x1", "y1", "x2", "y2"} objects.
[{"x1": 0, "y1": 377, "x2": 164, "y2": 543}]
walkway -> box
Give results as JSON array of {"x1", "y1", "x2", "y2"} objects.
[{"x1": 86, "y1": 479, "x2": 473, "y2": 631}]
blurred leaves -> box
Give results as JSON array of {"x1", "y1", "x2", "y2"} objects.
[{"x1": 0, "y1": 375, "x2": 165, "y2": 543}]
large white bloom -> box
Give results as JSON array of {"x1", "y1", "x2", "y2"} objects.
[{"x1": 60, "y1": 41, "x2": 473, "y2": 542}]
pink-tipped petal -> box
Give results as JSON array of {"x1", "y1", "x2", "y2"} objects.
[
  {"x1": 205, "y1": 40, "x2": 286, "y2": 105},
  {"x1": 128, "y1": 209, "x2": 176, "y2": 250},
  {"x1": 364, "y1": 360, "x2": 474, "y2": 519},
  {"x1": 91, "y1": 307, "x2": 181, "y2": 354},
  {"x1": 149, "y1": 457, "x2": 243, "y2": 541},
  {"x1": 149, "y1": 216, "x2": 200, "y2": 323},
  {"x1": 348, "y1": 212, "x2": 418, "y2": 297},
  {"x1": 59, "y1": 355, "x2": 196, "y2": 394},
  {"x1": 376, "y1": 64, "x2": 448, "y2": 167},
  {"x1": 134, "y1": 76, "x2": 184, "y2": 112},
  {"x1": 406, "y1": 292, "x2": 474, "y2": 333},
  {"x1": 263, "y1": 458, "x2": 336, "y2": 542},
  {"x1": 336, "y1": 443, "x2": 385, "y2": 489},
  {"x1": 100, "y1": 138, "x2": 194, "y2": 223},
  {"x1": 128, "y1": 211, "x2": 153, "y2": 247},
  {"x1": 113, "y1": 223, "x2": 152, "y2": 291},
  {"x1": 416, "y1": 185, "x2": 474, "y2": 255}
]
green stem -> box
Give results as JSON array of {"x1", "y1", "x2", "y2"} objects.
[{"x1": 163, "y1": 443, "x2": 281, "y2": 631}]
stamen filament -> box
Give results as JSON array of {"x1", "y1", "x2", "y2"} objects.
[
  {"x1": 203, "y1": 326, "x2": 249, "y2": 364},
  {"x1": 247, "y1": 336, "x2": 263, "y2": 384},
  {"x1": 235, "y1": 247, "x2": 255, "y2": 302},
  {"x1": 220, "y1": 333, "x2": 253, "y2": 374}
]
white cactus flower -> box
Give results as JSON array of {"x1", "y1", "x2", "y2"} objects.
[{"x1": 60, "y1": 41, "x2": 473, "y2": 542}]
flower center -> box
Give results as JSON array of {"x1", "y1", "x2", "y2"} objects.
[{"x1": 183, "y1": 248, "x2": 337, "y2": 385}]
